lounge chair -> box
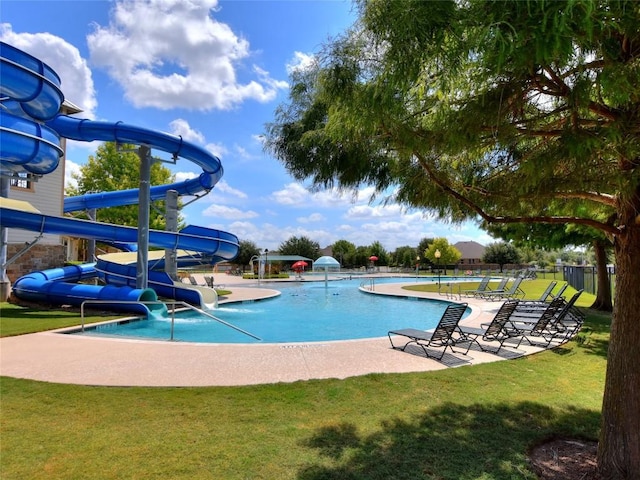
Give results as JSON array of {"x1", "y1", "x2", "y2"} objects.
[
  {"x1": 484, "y1": 277, "x2": 509, "y2": 295},
  {"x1": 515, "y1": 282, "x2": 569, "y2": 315},
  {"x1": 460, "y1": 276, "x2": 491, "y2": 298},
  {"x1": 388, "y1": 303, "x2": 471, "y2": 361},
  {"x1": 510, "y1": 281, "x2": 559, "y2": 317},
  {"x1": 549, "y1": 282, "x2": 568, "y2": 300},
  {"x1": 533, "y1": 281, "x2": 557, "y2": 302},
  {"x1": 480, "y1": 277, "x2": 525, "y2": 301},
  {"x1": 510, "y1": 291, "x2": 583, "y2": 348},
  {"x1": 457, "y1": 300, "x2": 521, "y2": 354}
]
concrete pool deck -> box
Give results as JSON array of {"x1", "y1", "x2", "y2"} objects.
[{"x1": 0, "y1": 275, "x2": 547, "y2": 387}]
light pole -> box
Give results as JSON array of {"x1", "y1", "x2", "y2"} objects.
[
  {"x1": 435, "y1": 249, "x2": 441, "y2": 286},
  {"x1": 415, "y1": 256, "x2": 420, "y2": 278},
  {"x1": 265, "y1": 249, "x2": 269, "y2": 279}
]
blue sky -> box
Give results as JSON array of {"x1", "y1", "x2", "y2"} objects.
[{"x1": 2, "y1": 0, "x2": 493, "y2": 252}]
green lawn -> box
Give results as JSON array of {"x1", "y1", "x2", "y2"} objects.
[{"x1": 0, "y1": 279, "x2": 609, "y2": 479}]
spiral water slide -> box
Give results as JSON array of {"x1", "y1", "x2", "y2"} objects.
[{"x1": 0, "y1": 42, "x2": 239, "y2": 312}]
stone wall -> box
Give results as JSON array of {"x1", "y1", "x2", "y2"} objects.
[{"x1": 5, "y1": 244, "x2": 66, "y2": 282}]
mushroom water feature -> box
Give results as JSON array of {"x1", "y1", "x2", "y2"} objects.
[{"x1": 314, "y1": 255, "x2": 340, "y2": 287}]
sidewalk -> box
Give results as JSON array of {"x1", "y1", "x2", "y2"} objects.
[{"x1": 0, "y1": 277, "x2": 544, "y2": 387}]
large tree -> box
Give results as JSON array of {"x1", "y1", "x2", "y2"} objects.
[
  {"x1": 66, "y1": 142, "x2": 180, "y2": 230},
  {"x1": 482, "y1": 241, "x2": 522, "y2": 273},
  {"x1": 424, "y1": 238, "x2": 462, "y2": 276},
  {"x1": 234, "y1": 240, "x2": 260, "y2": 272},
  {"x1": 331, "y1": 239, "x2": 357, "y2": 267},
  {"x1": 265, "y1": 1, "x2": 639, "y2": 476},
  {"x1": 278, "y1": 235, "x2": 320, "y2": 260}
]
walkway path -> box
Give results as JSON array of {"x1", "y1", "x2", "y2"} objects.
[{"x1": 0, "y1": 275, "x2": 544, "y2": 387}]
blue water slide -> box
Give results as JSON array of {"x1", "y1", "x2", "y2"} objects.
[
  {"x1": 11, "y1": 264, "x2": 160, "y2": 315},
  {"x1": 0, "y1": 200, "x2": 239, "y2": 257},
  {"x1": 1, "y1": 41, "x2": 237, "y2": 311},
  {"x1": 49, "y1": 115, "x2": 224, "y2": 212},
  {"x1": 0, "y1": 42, "x2": 63, "y2": 121}
]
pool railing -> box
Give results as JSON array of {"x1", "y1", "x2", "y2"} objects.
[{"x1": 79, "y1": 299, "x2": 262, "y2": 341}]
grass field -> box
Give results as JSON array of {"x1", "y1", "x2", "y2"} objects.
[{"x1": 0, "y1": 279, "x2": 609, "y2": 479}]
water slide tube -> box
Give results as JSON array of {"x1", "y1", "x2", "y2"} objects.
[{"x1": 0, "y1": 41, "x2": 237, "y2": 311}]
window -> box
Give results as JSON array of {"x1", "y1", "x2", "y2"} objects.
[{"x1": 9, "y1": 172, "x2": 34, "y2": 191}]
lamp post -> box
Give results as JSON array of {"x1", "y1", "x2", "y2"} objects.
[
  {"x1": 434, "y1": 249, "x2": 441, "y2": 286},
  {"x1": 415, "y1": 256, "x2": 420, "y2": 278},
  {"x1": 265, "y1": 249, "x2": 269, "y2": 279}
]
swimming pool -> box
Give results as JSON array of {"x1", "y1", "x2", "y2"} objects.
[{"x1": 76, "y1": 277, "x2": 474, "y2": 344}]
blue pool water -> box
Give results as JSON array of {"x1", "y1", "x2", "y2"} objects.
[{"x1": 78, "y1": 277, "x2": 474, "y2": 344}]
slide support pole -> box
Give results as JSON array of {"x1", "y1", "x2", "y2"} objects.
[
  {"x1": 0, "y1": 177, "x2": 11, "y2": 301},
  {"x1": 165, "y1": 189, "x2": 178, "y2": 280},
  {"x1": 136, "y1": 145, "x2": 151, "y2": 289}
]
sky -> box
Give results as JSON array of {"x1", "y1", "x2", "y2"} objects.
[{"x1": 1, "y1": 0, "x2": 493, "y2": 253}]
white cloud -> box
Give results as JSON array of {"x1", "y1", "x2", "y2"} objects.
[
  {"x1": 202, "y1": 204, "x2": 258, "y2": 220},
  {"x1": 64, "y1": 159, "x2": 82, "y2": 189},
  {"x1": 0, "y1": 24, "x2": 97, "y2": 118},
  {"x1": 270, "y1": 183, "x2": 309, "y2": 206},
  {"x1": 345, "y1": 203, "x2": 406, "y2": 219},
  {"x1": 270, "y1": 183, "x2": 373, "y2": 208},
  {"x1": 214, "y1": 180, "x2": 247, "y2": 199},
  {"x1": 286, "y1": 51, "x2": 316, "y2": 74},
  {"x1": 87, "y1": 0, "x2": 287, "y2": 111},
  {"x1": 206, "y1": 142, "x2": 229, "y2": 159},
  {"x1": 169, "y1": 119, "x2": 205, "y2": 143},
  {"x1": 297, "y1": 213, "x2": 325, "y2": 224},
  {"x1": 174, "y1": 171, "x2": 199, "y2": 182}
]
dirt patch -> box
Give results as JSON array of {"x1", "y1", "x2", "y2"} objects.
[{"x1": 528, "y1": 438, "x2": 603, "y2": 480}]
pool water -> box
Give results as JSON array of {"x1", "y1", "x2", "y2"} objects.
[{"x1": 79, "y1": 277, "x2": 473, "y2": 343}]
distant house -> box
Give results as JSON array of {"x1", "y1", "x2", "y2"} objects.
[{"x1": 454, "y1": 241, "x2": 486, "y2": 267}]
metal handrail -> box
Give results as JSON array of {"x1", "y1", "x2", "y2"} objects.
[
  {"x1": 79, "y1": 300, "x2": 261, "y2": 341},
  {"x1": 359, "y1": 278, "x2": 375, "y2": 291}
]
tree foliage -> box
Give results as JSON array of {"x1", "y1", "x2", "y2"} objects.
[
  {"x1": 234, "y1": 240, "x2": 260, "y2": 272},
  {"x1": 482, "y1": 242, "x2": 522, "y2": 272},
  {"x1": 423, "y1": 238, "x2": 461, "y2": 275},
  {"x1": 390, "y1": 245, "x2": 418, "y2": 268},
  {"x1": 66, "y1": 142, "x2": 180, "y2": 230},
  {"x1": 278, "y1": 236, "x2": 320, "y2": 259},
  {"x1": 331, "y1": 239, "x2": 356, "y2": 267},
  {"x1": 368, "y1": 240, "x2": 389, "y2": 265},
  {"x1": 265, "y1": 1, "x2": 640, "y2": 475}
]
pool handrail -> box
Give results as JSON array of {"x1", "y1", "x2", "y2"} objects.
[{"x1": 79, "y1": 300, "x2": 262, "y2": 341}]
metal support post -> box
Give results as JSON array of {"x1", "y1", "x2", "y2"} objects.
[
  {"x1": 136, "y1": 145, "x2": 151, "y2": 289},
  {"x1": 164, "y1": 189, "x2": 179, "y2": 280},
  {"x1": 0, "y1": 177, "x2": 11, "y2": 301}
]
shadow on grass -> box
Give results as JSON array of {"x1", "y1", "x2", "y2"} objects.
[
  {"x1": 570, "y1": 308, "x2": 611, "y2": 359},
  {"x1": 297, "y1": 401, "x2": 600, "y2": 480}
]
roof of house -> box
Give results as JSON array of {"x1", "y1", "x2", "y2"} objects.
[{"x1": 454, "y1": 240, "x2": 486, "y2": 259}]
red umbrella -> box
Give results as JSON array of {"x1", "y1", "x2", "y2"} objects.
[
  {"x1": 292, "y1": 260, "x2": 308, "y2": 271},
  {"x1": 369, "y1": 256, "x2": 378, "y2": 262}
]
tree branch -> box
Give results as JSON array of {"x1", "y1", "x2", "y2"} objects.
[{"x1": 414, "y1": 153, "x2": 621, "y2": 236}]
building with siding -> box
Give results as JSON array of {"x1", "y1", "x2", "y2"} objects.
[
  {"x1": 4, "y1": 101, "x2": 82, "y2": 282},
  {"x1": 454, "y1": 240, "x2": 486, "y2": 267}
]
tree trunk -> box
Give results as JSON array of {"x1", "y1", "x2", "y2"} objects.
[
  {"x1": 597, "y1": 216, "x2": 640, "y2": 478},
  {"x1": 590, "y1": 240, "x2": 613, "y2": 312}
]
